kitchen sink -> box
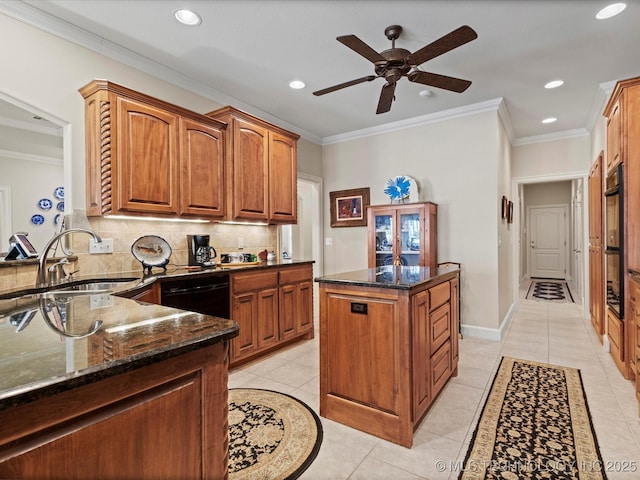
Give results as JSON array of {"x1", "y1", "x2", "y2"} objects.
[{"x1": 47, "y1": 278, "x2": 139, "y2": 295}]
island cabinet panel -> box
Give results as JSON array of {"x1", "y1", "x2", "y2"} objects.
[
  {"x1": 79, "y1": 80, "x2": 227, "y2": 220},
  {"x1": 319, "y1": 267, "x2": 459, "y2": 448},
  {"x1": 229, "y1": 264, "x2": 314, "y2": 367},
  {"x1": 325, "y1": 294, "x2": 401, "y2": 413},
  {"x1": 0, "y1": 342, "x2": 230, "y2": 480},
  {"x1": 207, "y1": 106, "x2": 299, "y2": 224}
]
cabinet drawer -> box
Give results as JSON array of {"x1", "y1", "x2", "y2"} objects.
[
  {"x1": 429, "y1": 282, "x2": 450, "y2": 311},
  {"x1": 232, "y1": 271, "x2": 278, "y2": 293},
  {"x1": 607, "y1": 310, "x2": 624, "y2": 352},
  {"x1": 431, "y1": 340, "x2": 452, "y2": 399},
  {"x1": 279, "y1": 265, "x2": 312, "y2": 285},
  {"x1": 429, "y1": 303, "x2": 451, "y2": 353}
]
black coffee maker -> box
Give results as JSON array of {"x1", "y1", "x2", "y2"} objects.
[{"x1": 187, "y1": 234, "x2": 217, "y2": 267}]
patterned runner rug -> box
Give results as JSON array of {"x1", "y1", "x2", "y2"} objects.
[
  {"x1": 526, "y1": 278, "x2": 574, "y2": 303},
  {"x1": 459, "y1": 357, "x2": 606, "y2": 479},
  {"x1": 228, "y1": 388, "x2": 323, "y2": 480}
]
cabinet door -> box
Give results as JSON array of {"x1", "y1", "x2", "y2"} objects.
[
  {"x1": 279, "y1": 283, "x2": 298, "y2": 340},
  {"x1": 399, "y1": 210, "x2": 422, "y2": 266},
  {"x1": 269, "y1": 132, "x2": 297, "y2": 223},
  {"x1": 117, "y1": 97, "x2": 179, "y2": 214},
  {"x1": 369, "y1": 207, "x2": 395, "y2": 267},
  {"x1": 231, "y1": 292, "x2": 259, "y2": 359},
  {"x1": 179, "y1": 118, "x2": 225, "y2": 218},
  {"x1": 297, "y1": 281, "x2": 314, "y2": 334},
  {"x1": 257, "y1": 287, "x2": 279, "y2": 349},
  {"x1": 411, "y1": 290, "x2": 430, "y2": 421},
  {"x1": 606, "y1": 96, "x2": 621, "y2": 173},
  {"x1": 231, "y1": 118, "x2": 269, "y2": 221}
]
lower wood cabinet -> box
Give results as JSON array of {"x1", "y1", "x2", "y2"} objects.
[
  {"x1": 230, "y1": 264, "x2": 314, "y2": 366},
  {"x1": 0, "y1": 343, "x2": 230, "y2": 480},
  {"x1": 608, "y1": 307, "x2": 625, "y2": 376},
  {"x1": 319, "y1": 271, "x2": 459, "y2": 448}
]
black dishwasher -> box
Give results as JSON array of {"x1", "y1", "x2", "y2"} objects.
[{"x1": 160, "y1": 274, "x2": 230, "y2": 319}]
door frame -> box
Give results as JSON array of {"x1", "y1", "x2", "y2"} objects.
[
  {"x1": 511, "y1": 172, "x2": 589, "y2": 317},
  {"x1": 526, "y1": 203, "x2": 569, "y2": 279}
]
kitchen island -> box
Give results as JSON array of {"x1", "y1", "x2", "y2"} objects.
[
  {"x1": 0, "y1": 286, "x2": 238, "y2": 479},
  {"x1": 316, "y1": 264, "x2": 460, "y2": 448}
]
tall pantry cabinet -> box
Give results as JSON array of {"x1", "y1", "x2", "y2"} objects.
[
  {"x1": 603, "y1": 76, "x2": 640, "y2": 382},
  {"x1": 588, "y1": 152, "x2": 605, "y2": 341}
]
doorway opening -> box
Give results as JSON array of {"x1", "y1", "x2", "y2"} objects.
[
  {"x1": 280, "y1": 173, "x2": 323, "y2": 320},
  {"x1": 512, "y1": 174, "x2": 588, "y2": 313}
]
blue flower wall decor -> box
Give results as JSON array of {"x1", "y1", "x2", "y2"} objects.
[{"x1": 384, "y1": 175, "x2": 412, "y2": 202}]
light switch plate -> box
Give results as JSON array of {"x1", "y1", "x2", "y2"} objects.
[
  {"x1": 238, "y1": 237, "x2": 244, "y2": 249},
  {"x1": 90, "y1": 294, "x2": 114, "y2": 309},
  {"x1": 89, "y1": 238, "x2": 113, "y2": 254}
]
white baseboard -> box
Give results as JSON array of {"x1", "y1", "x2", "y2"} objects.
[{"x1": 461, "y1": 303, "x2": 515, "y2": 342}]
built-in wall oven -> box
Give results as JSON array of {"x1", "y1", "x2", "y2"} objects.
[{"x1": 605, "y1": 163, "x2": 624, "y2": 318}]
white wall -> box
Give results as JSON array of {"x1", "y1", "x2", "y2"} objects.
[
  {"x1": 322, "y1": 110, "x2": 504, "y2": 332},
  {"x1": 513, "y1": 135, "x2": 591, "y2": 179},
  {"x1": 497, "y1": 116, "x2": 514, "y2": 330}
]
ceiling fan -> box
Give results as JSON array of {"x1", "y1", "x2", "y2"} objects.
[{"x1": 313, "y1": 24, "x2": 478, "y2": 114}]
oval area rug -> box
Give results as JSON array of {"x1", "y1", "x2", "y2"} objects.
[{"x1": 228, "y1": 388, "x2": 323, "y2": 480}]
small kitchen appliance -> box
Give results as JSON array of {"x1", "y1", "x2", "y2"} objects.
[{"x1": 187, "y1": 234, "x2": 217, "y2": 267}]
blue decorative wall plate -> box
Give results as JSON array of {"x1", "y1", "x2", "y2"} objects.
[
  {"x1": 31, "y1": 214, "x2": 45, "y2": 225},
  {"x1": 56, "y1": 201, "x2": 64, "y2": 212},
  {"x1": 38, "y1": 198, "x2": 53, "y2": 210},
  {"x1": 54, "y1": 186, "x2": 65, "y2": 200}
]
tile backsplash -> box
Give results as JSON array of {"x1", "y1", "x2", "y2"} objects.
[{"x1": 1, "y1": 216, "x2": 278, "y2": 289}]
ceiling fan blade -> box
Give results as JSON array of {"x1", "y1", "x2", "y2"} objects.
[
  {"x1": 337, "y1": 34, "x2": 386, "y2": 64},
  {"x1": 313, "y1": 75, "x2": 377, "y2": 96},
  {"x1": 408, "y1": 71, "x2": 472, "y2": 93},
  {"x1": 407, "y1": 25, "x2": 478, "y2": 67},
  {"x1": 376, "y1": 82, "x2": 396, "y2": 114}
]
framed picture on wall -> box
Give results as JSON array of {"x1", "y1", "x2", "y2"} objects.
[
  {"x1": 330, "y1": 187, "x2": 370, "y2": 227},
  {"x1": 501, "y1": 196, "x2": 508, "y2": 219},
  {"x1": 507, "y1": 201, "x2": 514, "y2": 224}
]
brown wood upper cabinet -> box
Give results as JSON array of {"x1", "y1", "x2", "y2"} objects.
[
  {"x1": 367, "y1": 202, "x2": 437, "y2": 269},
  {"x1": 207, "y1": 106, "x2": 299, "y2": 224},
  {"x1": 80, "y1": 80, "x2": 227, "y2": 219}
]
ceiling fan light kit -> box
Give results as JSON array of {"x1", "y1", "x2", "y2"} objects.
[{"x1": 313, "y1": 24, "x2": 477, "y2": 114}]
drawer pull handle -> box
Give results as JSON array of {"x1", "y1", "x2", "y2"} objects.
[{"x1": 351, "y1": 302, "x2": 368, "y2": 315}]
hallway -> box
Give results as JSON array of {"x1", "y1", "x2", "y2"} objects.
[{"x1": 229, "y1": 292, "x2": 640, "y2": 479}]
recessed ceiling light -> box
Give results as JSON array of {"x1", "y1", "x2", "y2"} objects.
[
  {"x1": 289, "y1": 80, "x2": 306, "y2": 89},
  {"x1": 596, "y1": 3, "x2": 627, "y2": 19},
  {"x1": 544, "y1": 80, "x2": 564, "y2": 89},
  {"x1": 542, "y1": 117, "x2": 557, "y2": 124},
  {"x1": 174, "y1": 9, "x2": 201, "y2": 26}
]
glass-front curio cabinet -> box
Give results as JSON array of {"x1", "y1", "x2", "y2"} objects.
[{"x1": 367, "y1": 202, "x2": 437, "y2": 269}]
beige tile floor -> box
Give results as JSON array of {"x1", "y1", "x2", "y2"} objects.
[{"x1": 229, "y1": 281, "x2": 640, "y2": 479}]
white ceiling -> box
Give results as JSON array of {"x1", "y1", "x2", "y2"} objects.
[{"x1": 6, "y1": 0, "x2": 640, "y2": 144}]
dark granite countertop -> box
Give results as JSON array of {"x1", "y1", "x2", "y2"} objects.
[
  {"x1": 315, "y1": 264, "x2": 460, "y2": 290},
  {"x1": 0, "y1": 259, "x2": 312, "y2": 411}
]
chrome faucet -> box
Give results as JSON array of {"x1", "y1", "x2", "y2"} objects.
[{"x1": 36, "y1": 228, "x2": 102, "y2": 287}]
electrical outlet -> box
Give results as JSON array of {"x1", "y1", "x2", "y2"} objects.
[
  {"x1": 90, "y1": 294, "x2": 114, "y2": 309},
  {"x1": 238, "y1": 237, "x2": 244, "y2": 249},
  {"x1": 89, "y1": 238, "x2": 113, "y2": 254},
  {"x1": 325, "y1": 237, "x2": 333, "y2": 246}
]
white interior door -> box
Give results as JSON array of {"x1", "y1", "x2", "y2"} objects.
[
  {"x1": 572, "y1": 182, "x2": 584, "y2": 300},
  {"x1": 529, "y1": 205, "x2": 567, "y2": 279}
]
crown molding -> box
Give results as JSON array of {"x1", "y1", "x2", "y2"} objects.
[
  {"x1": 513, "y1": 128, "x2": 589, "y2": 147},
  {"x1": 0, "y1": 148, "x2": 63, "y2": 166},
  {"x1": 322, "y1": 98, "x2": 505, "y2": 146},
  {"x1": 0, "y1": 1, "x2": 322, "y2": 145}
]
